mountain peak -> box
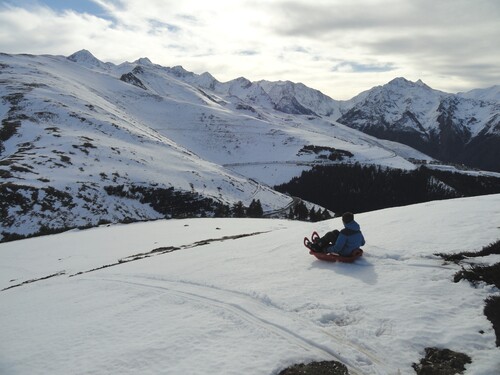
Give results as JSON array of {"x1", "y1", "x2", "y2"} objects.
[
  {"x1": 167, "y1": 65, "x2": 194, "y2": 78},
  {"x1": 67, "y1": 49, "x2": 100, "y2": 64},
  {"x1": 386, "y1": 77, "x2": 432, "y2": 92},
  {"x1": 134, "y1": 57, "x2": 153, "y2": 66},
  {"x1": 67, "y1": 50, "x2": 112, "y2": 71},
  {"x1": 235, "y1": 76, "x2": 251, "y2": 84},
  {"x1": 387, "y1": 77, "x2": 413, "y2": 86},
  {"x1": 232, "y1": 77, "x2": 253, "y2": 88},
  {"x1": 415, "y1": 79, "x2": 432, "y2": 90},
  {"x1": 200, "y1": 71, "x2": 216, "y2": 81}
]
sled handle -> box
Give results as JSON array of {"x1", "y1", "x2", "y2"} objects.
[
  {"x1": 311, "y1": 231, "x2": 320, "y2": 242},
  {"x1": 304, "y1": 237, "x2": 311, "y2": 248}
]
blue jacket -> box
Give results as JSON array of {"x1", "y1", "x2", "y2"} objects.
[{"x1": 326, "y1": 220, "x2": 365, "y2": 256}]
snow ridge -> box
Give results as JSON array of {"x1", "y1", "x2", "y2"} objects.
[
  {"x1": 337, "y1": 78, "x2": 499, "y2": 171},
  {"x1": 0, "y1": 50, "x2": 499, "y2": 240}
]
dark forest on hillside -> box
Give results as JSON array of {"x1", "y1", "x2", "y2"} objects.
[{"x1": 275, "y1": 164, "x2": 500, "y2": 215}]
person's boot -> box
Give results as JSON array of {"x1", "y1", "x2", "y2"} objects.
[{"x1": 310, "y1": 241, "x2": 323, "y2": 252}]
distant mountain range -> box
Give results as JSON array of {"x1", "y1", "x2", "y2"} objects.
[
  {"x1": 185, "y1": 64, "x2": 500, "y2": 172},
  {"x1": 133, "y1": 51, "x2": 500, "y2": 172},
  {"x1": 64, "y1": 50, "x2": 500, "y2": 175},
  {"x1": 338, "y1": 78, "x2": 500, "y2": 172},
  {"x1": 1, "y1": 50, "x2": 499, "y2": 241}
]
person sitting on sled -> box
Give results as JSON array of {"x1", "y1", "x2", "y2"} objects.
[{"x1": 310, "y1": 212, "x2": 365, "y2": 256}]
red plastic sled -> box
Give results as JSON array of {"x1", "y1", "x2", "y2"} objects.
[
  {"x1": 309, "y1": 248, "x2": 363, "y2": 263},
  {"x1": 304, "y1": 233, "x2": 363, "y2": 263}
]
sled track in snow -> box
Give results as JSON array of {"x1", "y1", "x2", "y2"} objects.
[
  {"x1": 98, "y1": 275, "x2": 397, "y2": 375},
  {"x1": 1, "y1": 232, "x2": 270, "y2": 291}
]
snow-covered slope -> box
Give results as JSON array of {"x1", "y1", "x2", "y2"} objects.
[
  {"x1": 459, "y1": 85, "x2": 500, "y2": 103},
  {"x1": 340, "y1": 78, "x2": 445, "y2": 136},
  {"x1": 338, "y1": 78, "x2": 500, "y2": 171},
  {"x1": 157, "y1": 67, "x2": 499, "y2": 173},
  {"x1": 101, "y1": 54, "x2": 425, "y2": 176},
  {"x1": 1, "y1": 195, "x2": 499, "y2": 374},
  {"x1": 1, "y1": 51, "x2": 438, "y2": 240},
  {"x1": 0, "y1": 52, "x2": 299, "y2": 240}
]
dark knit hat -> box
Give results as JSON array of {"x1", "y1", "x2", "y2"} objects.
[{"x1": 342, "y1": 212, "x2": 354, "y2": 224}]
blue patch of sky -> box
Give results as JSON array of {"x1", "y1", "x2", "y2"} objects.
[
  {"x1": 3, "y1": 0, "x2": 109, "y2": 18},
  {"x1": 332, "y1": 61, "x2": 396, "y2": 73},
  {"x1": 149, "y1": 19, "x2": 180, "y2": 33}
]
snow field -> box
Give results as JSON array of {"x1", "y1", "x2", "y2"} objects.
[{"x1": 1, "y1": 195, "x2": 500, "y2": 374}]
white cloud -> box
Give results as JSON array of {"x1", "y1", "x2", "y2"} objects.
[
  {"x1": 0, "y1": 0, "x2": 499, "y2": 99},
  {"x1": 264, "y1": 0, "x2": 500, "y2": 95}
]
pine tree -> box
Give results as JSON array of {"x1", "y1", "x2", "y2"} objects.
[
  {"x1": 321, "y1": 208, "x2": 332, "y2": 220},
  {"x1": 309, "y1": 207, "x2": 318, "y2": 222},
  {"x1": 295, "y1": 201, "x2": 309, "y2": 220},
  {"x1": 213, "y1": 203, "x2": 229, "y2": 217},
  {"x1": 232, "y1": 201, "x2": 245, "y2": 218},
  {"x1": 247, "y1": 199, "x2": 263, "y2": 218}
]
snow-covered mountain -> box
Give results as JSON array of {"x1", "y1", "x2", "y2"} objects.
[
  {"x1": 0, "y1": 51, "x2": 300, "y2": 240},
  {"x1": 1, "y1": 50, "x2": 499, "y2": 241},
  {"x1": 1, "y1": 50, "x2": 439, "y2": 241},
  {"x1": 149, "y1": 62, "x2": 500, "y2": 173},
  {"x1": 155, "y1": 63, "x2": 343, "y2": 118},
  {"x1": 337, "y1": 78, "x2": 500, "y2": 172},
  {"x1": 459, "y1": 85, "x2": 500, "y2": 103},
  {"x1": 1, "y1": 194, "x2": 499, "y2": 374},
  {"x1": 136, "y1": 61, "x2": 500, "y2": 172}
]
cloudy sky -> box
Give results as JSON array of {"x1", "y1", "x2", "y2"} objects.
[{"x1": 1, "y1": 0, "x2": 499, "y2": 99}]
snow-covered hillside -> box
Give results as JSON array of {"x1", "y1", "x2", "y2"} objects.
[
  {"x1": 0, "y1": 51, "x2": 436, "y2": 240},
  {"x1": 1, "y1": 195, "x2": 499, "y2": 374},
  {"x1": 0, "y1": 53, "x2": 293, "y2": 238},
  {"x1": 459, "y1": 85, "x2": 500, "y2": 103},
  {"x1": 338, "y1": 78, "x2": 500, "y2": 172},
  {"x1": 2, "y1": 50, "x2": 499, "y2": 241}
]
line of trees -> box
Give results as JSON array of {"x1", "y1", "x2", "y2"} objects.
[
  {"x1": 287, "y1": 201, "x2": 332, "y2": 222},
  {"x1": 214, "y1": 199, "x2": 264, "y2": 218},
  {"x1": 275, "y1": 164, "x2": 500, "y2": 215},
  {"x1": 106, "y1": 186, "x2": 268, "y2": 220}
]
